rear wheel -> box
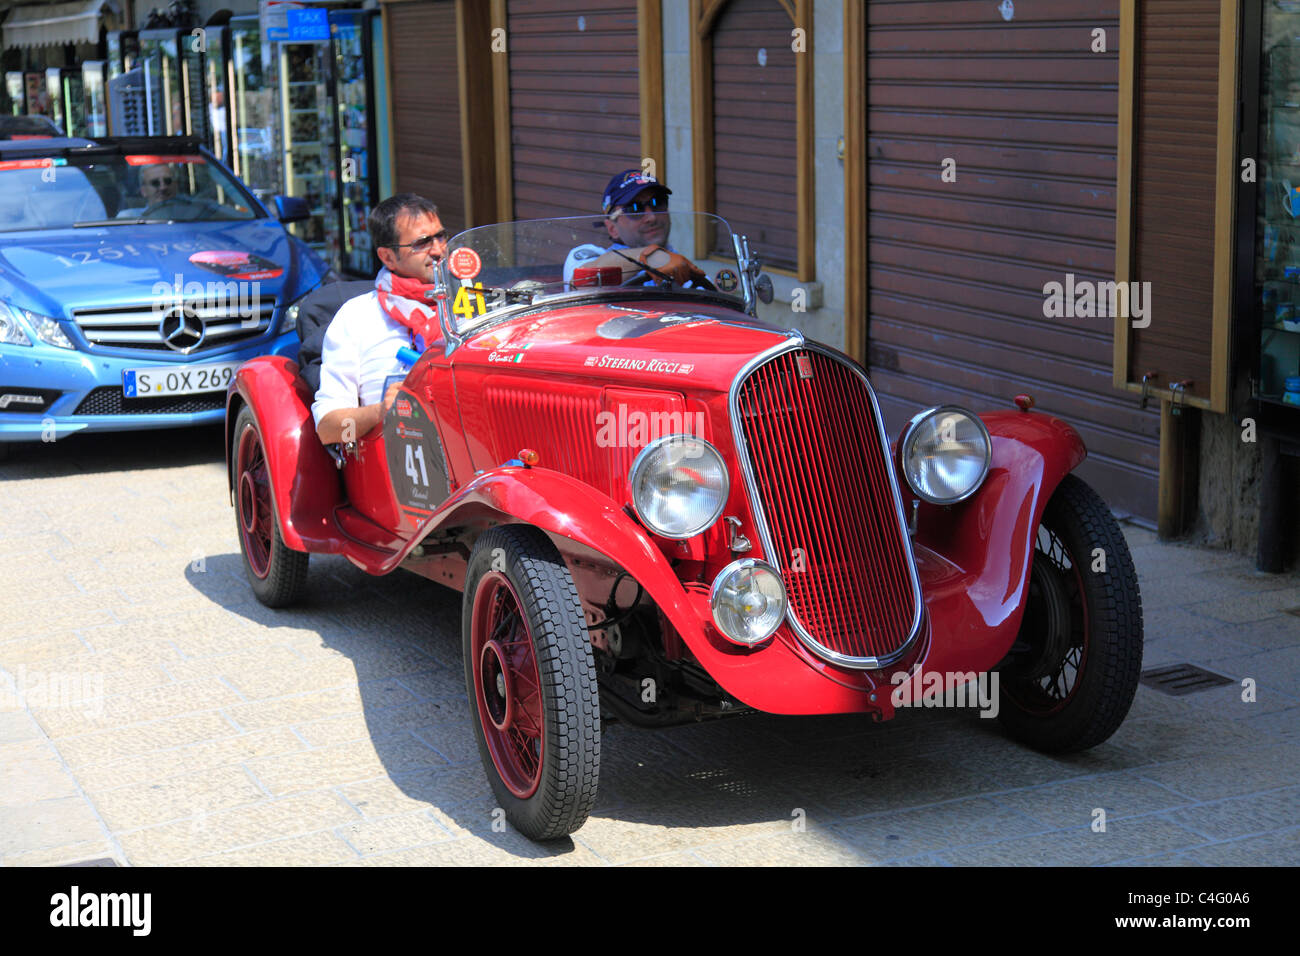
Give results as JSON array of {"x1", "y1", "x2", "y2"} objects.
[
  {"x1": 997, "y1": 474, "x2": 1143, "y2": 753},
  {"x1": 463, "y1": 525, "x2": 600, "y2": 840},
  {"x1": 232, "y1": 405, "x2": 309, "y2": 607}
]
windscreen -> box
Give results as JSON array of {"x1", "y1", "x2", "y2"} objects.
[
  {"x1": 0, "y1": 151, "x2": 259, "y2": 231},
  {"x1": 442, "y1": 212, "x2": 747, "y2": 333}
]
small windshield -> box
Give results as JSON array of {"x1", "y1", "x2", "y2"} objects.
[
  {"x1": 0, "y1": 151, "x2": 258, "y2": 231},
  {"x1": 442, "y1": 212, "x2": 748, "y2": 334}
]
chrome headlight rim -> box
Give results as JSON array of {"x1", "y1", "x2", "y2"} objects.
[
  {"x1": 899, "y1": 404, "x2": 992, "y2": 505},
  {"x1": 709, "y1": 557, "x2": 787, "y2": 646},
  {"x1": 0, "y1": 301, "x2": 33, "y2": 347},
  {"x1": 628, "y1": 433, "x2": 729, "y2": 540}
]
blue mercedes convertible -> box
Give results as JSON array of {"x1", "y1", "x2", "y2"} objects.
[{"x1": 0, "y1": 135, "x2": 330, "y2": 456}]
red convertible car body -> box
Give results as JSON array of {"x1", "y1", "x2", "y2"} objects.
[{"x1": 226, "y1": 214, "x2": 1143, "y2": 839}]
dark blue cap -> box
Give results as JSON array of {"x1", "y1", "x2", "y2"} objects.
[{"x1": 602, "y1": 168, "x2": 672, "y2": 214}]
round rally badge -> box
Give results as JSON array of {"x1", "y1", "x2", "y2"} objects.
[
  {"x1": 715, "y1": 268, "x2": 739, "y2": 293},
  {"x1": 449, "y1": 247, "x2": 482, "y2": 280},
  {"x1": 188, "y1": 250, "x2": 284, "y2": 281}
]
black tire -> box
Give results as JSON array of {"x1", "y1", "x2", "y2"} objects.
[
  {"x1": 997, "y1": 474, "x2": 1144, "y2": 753},
  {"x1": 462, "y1": 525, "x2": 600, "y2": 840},
  {"x1": 231, "y1": 405, "x2": 309, "y2": 607}
]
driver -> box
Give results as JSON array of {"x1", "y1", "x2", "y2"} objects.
[
  {"x1": 562, "y1": 169, "x2": 707, "y2": 289},
  {"x1": 117, "y1": 163, "x2": 198, "y2": 219}
]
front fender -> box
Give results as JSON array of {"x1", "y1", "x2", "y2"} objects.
[
  {"x1": 225, "y1": 355, "x2": 345, "y2": 553},
  {"x1": 910, "y1": 409, "x2": 1088, "y2": 678},
  {"x1": 402, "y1": 466, "x2": 876, "y2": 714}
]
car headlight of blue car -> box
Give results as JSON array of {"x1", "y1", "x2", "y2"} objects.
[{"x1": 0, "y1": 302, "x2": 75, "y2": 349}]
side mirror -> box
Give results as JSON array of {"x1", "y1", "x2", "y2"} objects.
[
  {"x1": 755, "y1": 273, "x2": 775, "y2": 304},
  {"x1": 273, "y1": 194, "x2": 311, "y2": 223}
]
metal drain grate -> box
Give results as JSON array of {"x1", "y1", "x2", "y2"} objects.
[{"x1": 1140, "y1": 663, "x2": 1235, "y2": 696}]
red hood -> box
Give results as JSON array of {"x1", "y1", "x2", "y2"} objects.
[{"x1": 456, "y1": 299, "x2": 792, "y2": 393}]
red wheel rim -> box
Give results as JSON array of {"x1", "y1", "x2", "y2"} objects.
[
  {"x1": 471, "y1": 571, "x2": 545, "y2": 798},
  {"x1": 236, "y1": 425, "x2": 273, "y2": 580},
  {"x1": 1005, "y1": 524, "x2": 1090, "y2": 716}
]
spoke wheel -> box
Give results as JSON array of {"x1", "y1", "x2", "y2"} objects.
[
  {"x1": 232, "y1": 405, "x2": 309, "y2": 607},
  {"x1": 463, "y1": 525, "x2": 600, "y2": 839},
  {"x1": 472, "y1": 575, "x2": 545, "y2": 798},
  {"x1": 998, "y1": 474, "x2": 1144, "y2": 753}
]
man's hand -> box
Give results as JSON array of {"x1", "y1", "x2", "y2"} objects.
[{"x1": 638, "y1": 245, "x2": 707, "y2": 286}]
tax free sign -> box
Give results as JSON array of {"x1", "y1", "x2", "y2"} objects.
[{"x1": 259, "y1": 1, "x2": 331, "y2": 42}]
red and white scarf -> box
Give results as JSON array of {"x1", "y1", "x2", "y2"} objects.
[{"x1": 375, "y1": 267, "x2": 440, "y2": 350}]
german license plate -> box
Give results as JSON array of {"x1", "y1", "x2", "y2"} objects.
[{"x1": 122, "y1": 361, "x2": 241, "y2": 398}]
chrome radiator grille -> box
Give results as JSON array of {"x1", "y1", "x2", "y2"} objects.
[
  {"x1": 733, "y1": 345, "x2": 921, "y2": 667},
  {"x1": 72, "y1": 299, "x2": 276, "y2": 353}
]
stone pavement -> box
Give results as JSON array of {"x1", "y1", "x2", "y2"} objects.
[{"x1": 1, "y1": 426, "x2": 1297, "y2": 866}]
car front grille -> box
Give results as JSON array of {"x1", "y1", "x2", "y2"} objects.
[
  {"x1": 71, "y1": 299, "x2": 276, "y2": 354},
  {"x1": 733, "y1": 346, "x2": 921, "y2": 668},
  {"x1": 74, "y1": 387, "x2": 225, "y2": 416}
]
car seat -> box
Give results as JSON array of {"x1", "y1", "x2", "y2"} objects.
[{"x1": 293, "y1": 278, "x2": 375, "y2": 392}]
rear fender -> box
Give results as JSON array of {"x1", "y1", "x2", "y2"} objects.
[
  {"x1": 909, "y1": 409, "x2": 1088, "y2": 677},
  {"x1": 225, "y1": 355, "x2": 345, "y2": 553}
]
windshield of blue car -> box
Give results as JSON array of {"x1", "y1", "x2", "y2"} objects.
[
  {"x1": 443, "y1": 213, "x2": 749, "y2": 334},
  {"x1": 0, "y1": 151, "x2": 258, "y2": 231}
]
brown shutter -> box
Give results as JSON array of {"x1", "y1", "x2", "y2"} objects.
[
  {"x1": 866, "y1": 0, "x2": 1159, "y2": 521},
  {"x1": 709, "y1": 0, "x2": 797, "y2": 270},
  {"x1": 388, "y1": 0, "x2": 466, "y2": 234},
  {"x1": 1120, "y1": 0, "x2": 1228, "y2": 409},
  {"x1": 506, "y1": 0, "x2": 641, "y2": 220}
]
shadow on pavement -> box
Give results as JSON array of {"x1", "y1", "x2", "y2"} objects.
[
  {"x1": 1, "y1": 424, "x2": 227, "y2": 479},
  {"x1": 183, "y1": 550, "x2": 1125, "y2": 863}
]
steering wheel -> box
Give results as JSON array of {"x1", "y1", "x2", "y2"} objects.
[
  {"x1": 620, "y1": 267, "x2": 719, "y2": 293},
  {"x1": 143, "y1": 197, "x2": 202, "y2": 221}
]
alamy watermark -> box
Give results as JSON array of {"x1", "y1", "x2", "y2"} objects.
[
  {"x1": 890, "y1": 666, "x2": 1000, "y2": 718},
  {"x1": 151, "y1": 273, "x2": 262, "y2": 328},
  {"x1": 1, "y1": 665, "x2": 104, "y2": 715},
  {"x1": 1042, "y1": 273, "x2": 1151, "y2": 328},
  {"x1": 594, "y1": 403, "x2": 706, "y2": 452}
]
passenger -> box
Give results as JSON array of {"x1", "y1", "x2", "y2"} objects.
[
  {"x1": 312, "y1": 193, "x2": 449, "y2": 445},
  {"x1": 563, "y1": 168, "x2": 707, "y2": 289}
]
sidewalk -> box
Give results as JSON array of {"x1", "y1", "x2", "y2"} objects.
[{"x1": 1, "y1": 432, "x2": 1297, "y2": 865}]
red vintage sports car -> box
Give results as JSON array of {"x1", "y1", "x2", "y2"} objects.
[{"x1": 226, "y1": 213, "x2": 1143, "y2": 840}]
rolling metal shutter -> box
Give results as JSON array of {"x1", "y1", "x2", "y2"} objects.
[
  {"x1": 1126, "y1": 0, "x2": 1219, "y2": 405},
  {"x1": 866, "y1": 0, "x2": 1159, "y2": 521},
  {"x1": 710, "y1": 0, "x2": 798, "y2": 270},
  {"x1": 388, "y1": 0, "x2": 466, "y2": 233},
  {"x1": 506, "y1": 0, "x2": 640, "y2": 220}
]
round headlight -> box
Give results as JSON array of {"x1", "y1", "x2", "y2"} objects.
[
  {"x1": 628, "y1": 434, "x2": 729, "y2": 539},
  {"x1": 900, "y1": 406, "x2": 991, "y2": 504},
  {"x1": 711, "y1": 559, "x2": 786, "y2": 645}
]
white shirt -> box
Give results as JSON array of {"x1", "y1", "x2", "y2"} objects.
[
  {"x1": 311, "y1": 290, "x2": 415, "y2": 427},
  {"x1": 563, "y1": 242, "x2": 614, "y2": 287}
]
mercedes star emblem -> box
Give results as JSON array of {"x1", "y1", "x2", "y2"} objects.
[{"x1": 160, "y1": 307, "x2": 205, "y2": 353}]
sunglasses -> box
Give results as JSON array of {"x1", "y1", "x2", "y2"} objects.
[
  {"x1": 391, "y1": 230, "x2": 450, "y2": 253},
  {"x1": 612, "y1": 195, "x2": 668, "y2": 217},
  {"x1": 146, "y1": 177, "x2": 174, "y2": 187}
]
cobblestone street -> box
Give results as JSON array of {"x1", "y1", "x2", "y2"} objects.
[{"x1": 2, "y1": 427, "x2": 1297, "y2": 866}]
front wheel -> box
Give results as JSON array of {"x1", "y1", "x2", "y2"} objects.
[
  {"x1": 997, "y1": 474, "x2": 1144, "y2": 753},
  {"x1": 463, "y1": 525, "x2": 600, "y2": 840},
  {"x1": 232, "y1": 405, "x2": 309, "y2": 607}
]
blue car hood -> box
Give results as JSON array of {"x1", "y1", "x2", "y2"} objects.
[{"x1": 0, "y1": 219, "x2": 306, "y2": 317}]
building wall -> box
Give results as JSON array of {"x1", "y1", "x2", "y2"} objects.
[{"x1": 661, "y1": 0, "x2": 845, "y2": 350}]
